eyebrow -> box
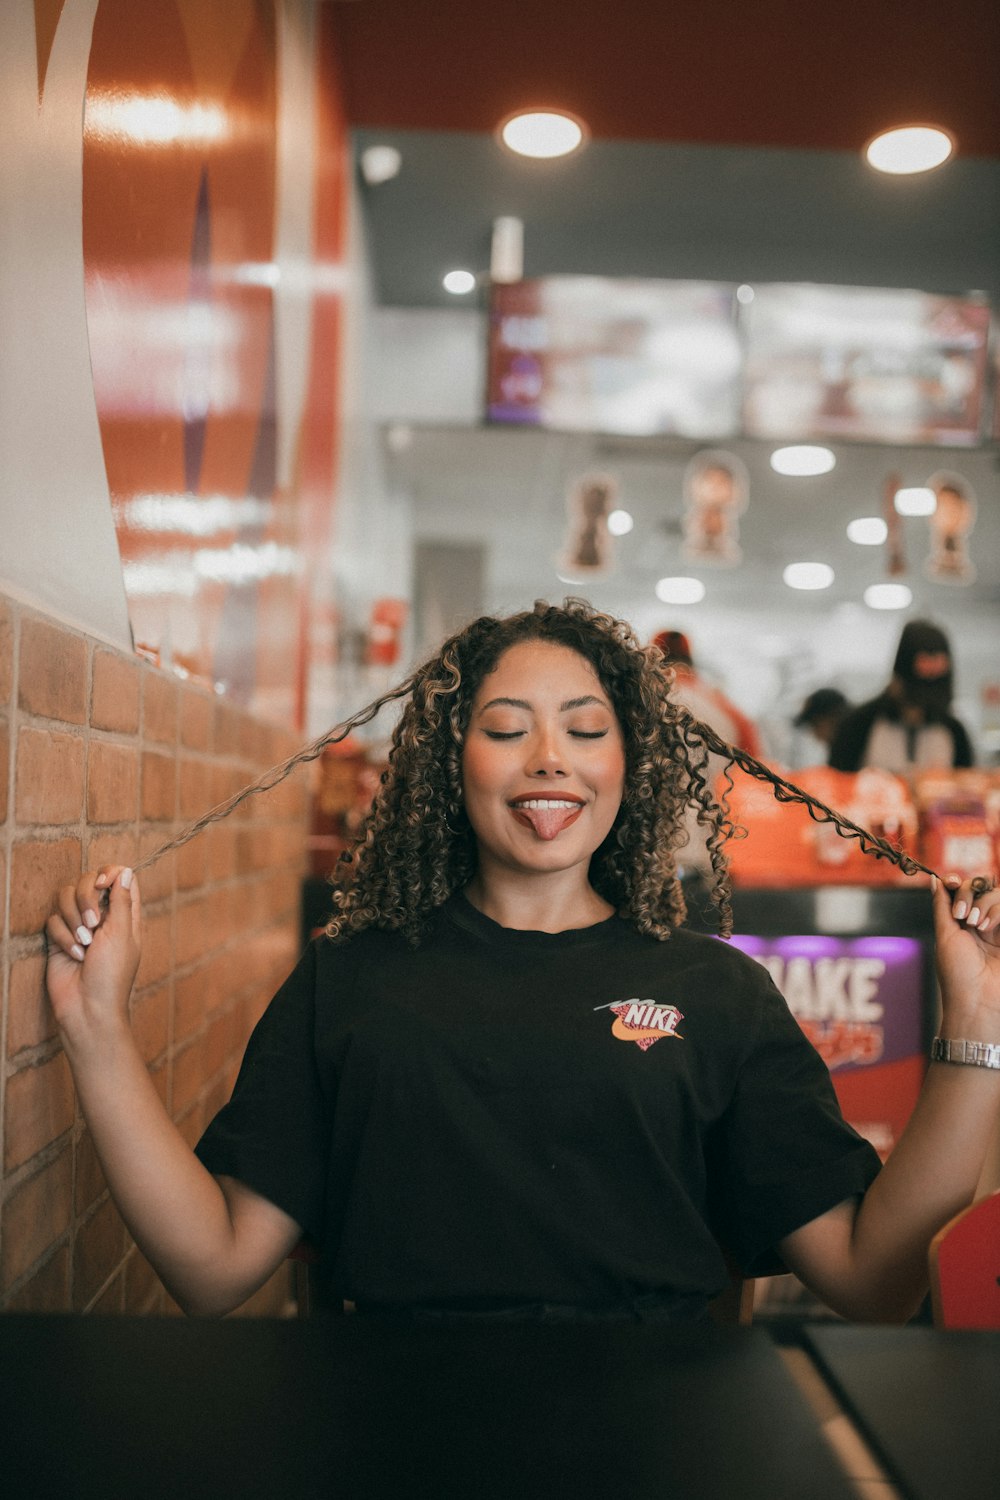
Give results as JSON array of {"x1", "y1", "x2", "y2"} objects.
[{"x1": 478, "y1": 694, "x2": 609, "y2": 712}]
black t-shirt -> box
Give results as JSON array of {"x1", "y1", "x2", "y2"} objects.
[{"x1": 195, "y1": 895, "x2": 880, "y2": 1311}]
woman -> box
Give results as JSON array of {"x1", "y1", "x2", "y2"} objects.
[{"x1": 46, "y1": 602, "x2": 1000, "y2": 1322}]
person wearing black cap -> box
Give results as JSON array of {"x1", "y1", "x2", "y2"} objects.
[
  {"x1": 828, "y1": 619, "x2": 973, "y2": 773},
  {"x1": 794, "y1": 688, "x2": 850, "y2": 755}
]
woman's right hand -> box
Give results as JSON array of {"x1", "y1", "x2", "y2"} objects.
[{"x1": 45, "y1": 866, "x2": 142, "y2": 1045}]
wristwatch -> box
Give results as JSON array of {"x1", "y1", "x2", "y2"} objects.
[{"x1": 930, "y1": 1037, "x2": 1000, "y2": 1070}]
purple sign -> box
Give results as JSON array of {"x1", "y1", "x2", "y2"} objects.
[{"x1": 729, "y1": 934, "x2": 924, "y2": 1074}]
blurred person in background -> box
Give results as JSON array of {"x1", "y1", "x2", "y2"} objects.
[
  {"x1": 793, "y1": 687, "x2": 850, "y2": 764},
  {"x1": 829, "y1": 620, "x2": 973, "y2": 774},
  {"x1": 652, "y1": 630, "x2": 762, "y2": 758},
  {"x1": 652, "y1": 629, "x2": 762, "y2": 923}
]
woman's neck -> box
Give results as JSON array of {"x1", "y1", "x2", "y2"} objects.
[{"x1": 463, "y1": 868, "x2": 614, "y2": 933}]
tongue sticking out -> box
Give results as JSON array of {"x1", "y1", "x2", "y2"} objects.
[{"x1": 511, "y1": 802, "x2": 583, "y2": 841}]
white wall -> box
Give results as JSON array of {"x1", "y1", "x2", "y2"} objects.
[{"x1": 0, "y1": 0, "x2": 132, "y2": 648}]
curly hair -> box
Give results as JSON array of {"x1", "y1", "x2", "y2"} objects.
[
  {"x1": 326, "y1": 599, "x2": 745, "y2": 945},
  {"x1": 128, "y1": 600, "x2": 953, "y2": 941}
]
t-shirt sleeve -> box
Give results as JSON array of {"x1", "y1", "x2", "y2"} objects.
[
  {"x1": 708, "y1": 971, "x2": 882, "y2": 1277},
  {"x1": 194, "y1": 939, "x2": 329, "y2": 1243}
]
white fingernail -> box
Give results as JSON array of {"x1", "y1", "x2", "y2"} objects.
[
  {"x1": 120, "y1": 867, "x2": 133, "y2": 890},
  {"x1": 83, "y1": 909, "x2": 99, "y2": 929},
  {"x1": 967, "y1": 907, "x2": 980, "y2": 927},
  {"x1": 953, "y1": 901, "x2": 968, "y2": 921},
  {"x1": 75, "y1": 926, "x2": 92, "y2": 946},
  {"x1": 71, "y1": 944, "x2": 85, "y2": 962}
]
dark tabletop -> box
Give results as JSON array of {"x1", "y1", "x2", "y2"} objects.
[
  {"x1": 803, "y1": 1324, "x2": 1000, "y2": 1500},
  {"x1": 0, "y1": 1314, "x2": 856, "y2": 1500}
]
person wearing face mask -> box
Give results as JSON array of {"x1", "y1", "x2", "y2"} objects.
[{"x1": 828, "y1": 619, "x2": 974, "y2": 774}]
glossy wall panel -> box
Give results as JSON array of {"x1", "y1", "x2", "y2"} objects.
[{"x1": 79, "y1": 0, "x2": 347, "y2": 726}]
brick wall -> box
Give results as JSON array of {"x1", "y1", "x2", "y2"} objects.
[{"x1": 0, "y1": 593, "x2": 312, "y2": 1314}]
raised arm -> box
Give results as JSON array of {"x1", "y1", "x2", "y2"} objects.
[
  {"x1": 45, "y1": 868, "x2": 303, "y2": 1316},
  {"x1": 779, "y1": 874, "x2": 1000, "y2": 1322}
]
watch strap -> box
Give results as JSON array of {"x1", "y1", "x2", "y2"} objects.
[{"x1": 930, "y1": 1036, "x2": 1000, "y2": 1070}]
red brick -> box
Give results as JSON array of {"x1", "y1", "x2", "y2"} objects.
[
  {"x1": 18, "y1": 616, "x2": 87, "y2": 723},
  {"x1": 174, "y1": 967, "x2": 210, "y2": 1043},
  {"x1": 180, "y1": 687, "x2": 213, "y2": 751},
  {"x1": 9, "y1": 836, "x2": 81, "y2": 935},
  {"x1": 5, "y1": 1246, "x2": 70, "y2": 1311},
  {"x1": 15, "y1": 725, "x2": 85, "y2": 824},
  {"x1": 214, "y1": 701, "x2": 246, "y2": 756},
  {"x1": 131, "y1": 983, "x2": 169, "y2": 1064},
  {"x1": 73, "y1": 1197, "x2": 124, "y2": 1310},
  {"x1": 91, "y1": 648, "x2": 140, "y2": 733},
  {"x1": 171, "y1": 1037, "x2": 205, "y2": 1118},
  {"x1": 179, "y1": 755, "x2": 210, "y2": 820},
  {"x1": 175, "y1": 835, "x2": 207, "y2": 891},
  {"x1": 4, "y1": 1051, "x2": 76, "y2": 1171},
  {"x1": 173, "y1": 895, "x2": 211, "y2": 969},
  {"x1": 75, "y1": 1128, "x2": 108, "y2": 1215},
  {"x1": 0, "y1": 1148, "x2": 73, "y2": 1292},
  {"x1": 0, "y1": 596, "x2": 13, "y2": 704},
  {"x1": 137, "y1": 829, "x2": 175, "y2": 903},
  {"x1": 89, "y1": 1268, "x2": 125, "y2": 1314},
  {"x1": 142, "y1": 670, "x2": 178, "y2": 744},
  {"x1": 141, "y1": 750, "x2": 176, "y2": 822},
  {"x1": 135, "y1": 907, "x2": 172, "y2": 989},
  {"x1": 206, "y1": 824, "x2": 238, "y2": 881},
  {"x1": 0, "y1": 715, "x2": 8, "y2": 824},
  {"x1": 7, "y1": 950, "x2": 55, "y2": 1056},
  {"x1": 87, "y1": 739, "x2": 139, "y2": 824},
  {"x1": 85, "y1": 828, "x2": 139, "y2": 884}
]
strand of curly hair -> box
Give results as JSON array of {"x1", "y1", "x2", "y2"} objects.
[{"x1": 122, "y1": 675, "x2": 988, "y2": 944}]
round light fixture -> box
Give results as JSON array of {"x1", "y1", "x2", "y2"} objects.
[
  {"x1": 770, "y1": 446, "x2": 836, "y2": 477},
  {"x1": 783, "y1": 562, "x2": 834, "y2": 591},
  {"x1": 894, "y1": 486, "x2": 936, "y2": 516},
  {"x1": 864, "y1": 583, "x2": 913, "y2": 610},
  {"x1": 359, "y1": 144, "x2": 402, "y2": 185},
  {"x1": 865, "y1": 125, "x2": 954, "y2": 175},
  {"x1": 442, "y1": 269, "x2": 476, "y2": 295},
  {"x1": 655, "y1": 576, "x2": 705, "y2": 605},
  {"x1": 736, "y1": 284, "x2": 755, "y2": 305},
  {"x1": 607, "y1": 508, "x2": 634, "y2": 536},
  {"x1": 499, "y1": 109, "x2": 586, "y2": 159},
  {"x1": 846, "y1": 517, "x2": 888, "y2": 546}
]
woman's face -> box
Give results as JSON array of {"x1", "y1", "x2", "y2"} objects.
[{"x1": 461, "y1": 640, "x2": 626, "y2": 886}]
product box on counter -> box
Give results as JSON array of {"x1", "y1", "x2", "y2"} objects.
[
  {"x1": 911, "y1": 768, "x2": 1000, "y2": 881},
  {"x1": 722, "y1": 764, "x2": 922, "y2": 888}
]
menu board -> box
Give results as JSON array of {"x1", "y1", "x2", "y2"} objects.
[
  {"x1": 486, "y1": 276, "x2": 742, "y2": 438},
  {"x1": 741, "y1": 283, "x2": 990, "y2": 446}
]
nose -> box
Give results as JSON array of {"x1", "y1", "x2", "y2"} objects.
[{"x1": 526, "y1": 725, "x2": 568, "y2": 777}]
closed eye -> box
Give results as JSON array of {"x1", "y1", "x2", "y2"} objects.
[
  {"x1": 569, "y1": 729, "x2": 609, "y2": 739},
  {"x1": 483, "y1": 730, "x2": 525, "y2": 740}
]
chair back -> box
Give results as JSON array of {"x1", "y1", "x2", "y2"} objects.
[{"x1": 928, "y1": 1190, "x2": 1000, "y2": 1330}]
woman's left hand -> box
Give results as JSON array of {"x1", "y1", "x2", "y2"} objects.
[{"x1": 934, "y1": 874, "x2": 1000, "y2": 1038}]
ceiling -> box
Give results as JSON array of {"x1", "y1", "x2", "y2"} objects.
[{"x1": 327, "y1": 1, "x2": 1000, "y2": 726}]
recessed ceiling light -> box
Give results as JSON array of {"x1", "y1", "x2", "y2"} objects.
[
  {"x1": 607, "y1": 508, "x2": 634, "y2": 536},
  {"x1": 846, "y1": 517, "x2": 888, "y2": 546},
  {"x1": 894, "y1": 486, "x2": 936, "y2": 516},
  {"x1": 736, "y1": 284, "x2": 755, "y2": 305},
  {"x1": 770, "y1": 446, "x2": 836, "y2": 477},
  {"x1": 442, "y1": 269, "x2": 476, "y2": 295},
  {"x1": 783, "y1": 562, "x2": 834, "y2": 591},
  {"x1": 864, "y1": 583, "x2": 913, "y2": 610},
  {"x1": 655, "y1": 576, "x2": 705, "y2": 604},
  {"x1": 499, "y1": 110, "x2": 586, "y2": 159},
  {"x1": 865, "y1": 125, "x2": 954, "y2": 175},
  {"x1": 359, "y1": 144, "x2": 402, "y2": 185}
]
